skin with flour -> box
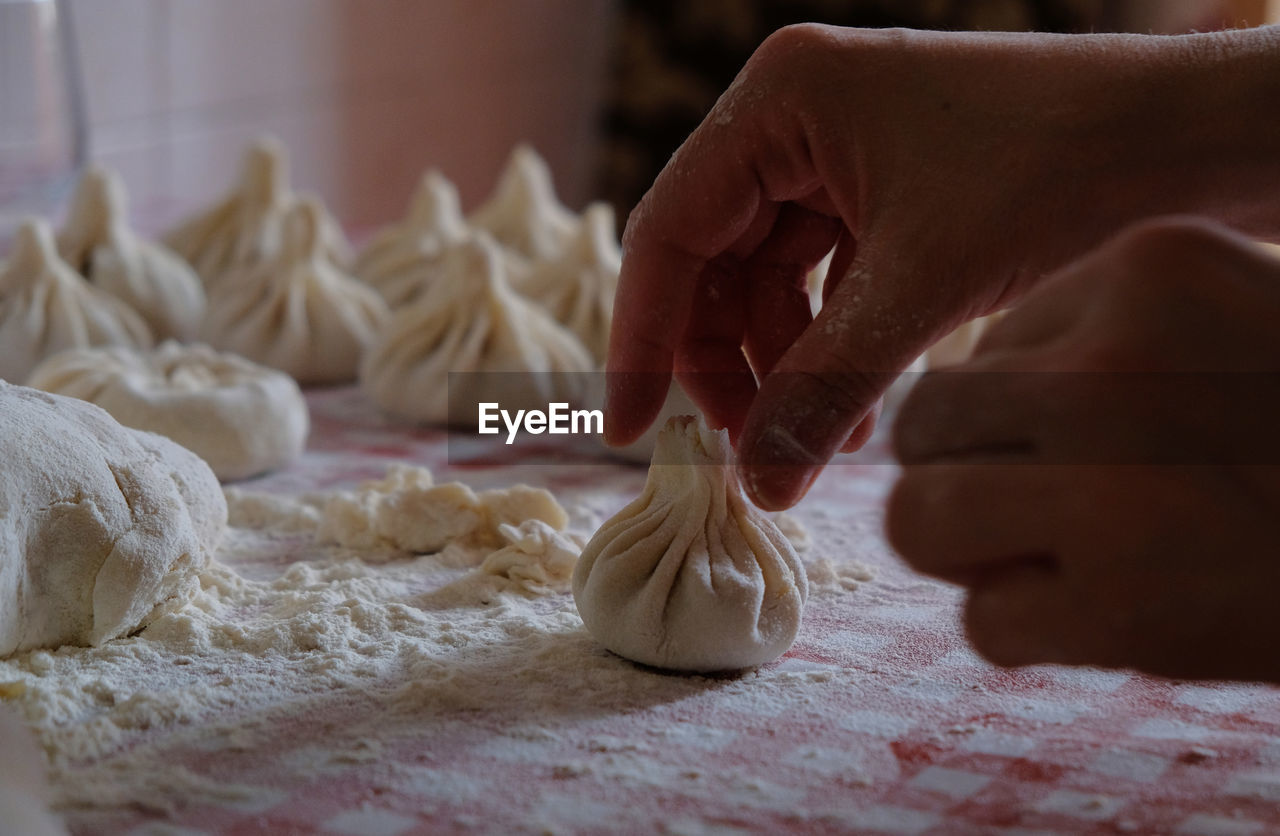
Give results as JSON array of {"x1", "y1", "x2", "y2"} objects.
[{"x1": 605, "y1": 23, "x2": 1280, "y2": 680}]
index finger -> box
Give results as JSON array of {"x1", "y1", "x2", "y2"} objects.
[{"x1": 604, "y1": 75, "x2": 830, "y2": 445}]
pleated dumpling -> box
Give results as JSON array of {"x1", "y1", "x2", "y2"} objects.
[
  {"x1": 519, "y1": 202, "x2": 620, "y2": 363},
  {"x1": 201, "y1": 198, "x2": 389, "y2": 385},
  {"x1": 468, "y1": 145, "x2": 576, "y2": 264},
  {"x1": 57, "y1": 166, "x2": 205, "y2": 341},
  {"x1": 352, "y1": 169, "x2": 470, "y2": 308},
  {"x1": 163, "y1": 138, "x2": 351, "y2": 285},
  {"x1": 572, "y1": 415, "x2": 808, "y2": 672},
  {"x1": 0, "y1": 220, "x2": 152, "y2": 383},
  {"x1": 360, "y1": 232, "x2": 593, "y2": 425}
]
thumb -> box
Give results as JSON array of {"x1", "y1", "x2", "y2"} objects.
[{"x1": 737, "y1": 248, "x2": 938, "y2": 510}]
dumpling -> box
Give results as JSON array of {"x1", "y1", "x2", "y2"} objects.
[
  {"x1": 519, "y1": 202, "x2": 619, "y2": 363},
  {"x1": 360, "y1": 232, "x2": 593, "y2": 425},
  {"x1": 0, "y1": 219, "x2": 151, "y2": 383},
  {"x1": 468, "y1": 144, "x2": 577, "y2": 263},
  {"x1": 27, "y1": 341, "x2": 309, "y2": 481},
  {"x1": 0, "y1": 381, "x2": 226, "y2": 656},
  {"x1": 202, "y1": 198, "x2": 390, "y2": 385},
  {"x1": 352, "y1": 169, "x2": 471, "y2": 308},
  {"x1": 57, "y1": 166, "x2": 206, "y2": 341},
  {"x1": 163, "y1": 138, "x2": 351, "y2": 285},
  {"x1": 572, "y1": 415, "x2": 808, "y2": 672}
]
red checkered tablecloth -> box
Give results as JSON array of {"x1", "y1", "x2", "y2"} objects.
[{"x1": 36, "y1": 387, "x2": 1280, "y2": 835}]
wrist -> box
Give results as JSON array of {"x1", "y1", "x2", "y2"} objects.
[{"x1": 1106, "y1": 25, "x2": 1280, "y2": 240}]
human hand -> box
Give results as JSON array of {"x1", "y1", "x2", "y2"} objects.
[
  {"x1": 888, "y1": 218, "x2": 1280, "y2": 682},
  {"x1": 605, "y1": 22, "x2": 1280, "y2": 510}
]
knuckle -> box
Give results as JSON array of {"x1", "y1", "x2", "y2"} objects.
[{"x1": 1108, "y1": 217, "x2": 1245, "y2": 281}]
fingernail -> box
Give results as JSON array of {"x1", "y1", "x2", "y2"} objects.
[{"x1": 740, "y1": 424, "x2": 824, "y2": 510}]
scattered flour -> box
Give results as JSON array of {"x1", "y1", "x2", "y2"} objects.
[{"x1": 0, "y1": 463, "x2": 837, "y2": 830}]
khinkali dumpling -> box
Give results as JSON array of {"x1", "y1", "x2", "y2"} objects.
[
  {"x1": 57, "y1": 166, "x2": 205, "y2": 341},
  {"x1": 573, "y1": 415, "x2": 808, "y2": 672},
  {"x1": 468, "y1": 145, "x2": 576, "y2": 263},
  {"x1": 360, "y1": 232, "x2": 593, "y2": 425},
  {"x1": 0, "y1": 220, "x2": 151, "y2": 383},
  {"x1": 163, "y1": 138, "x2": 351, "y2": 285},
  {"x1": 27, "y1": 341, "x2": 309, "y2": 481},
  {"x1": 352, "y1": 169, "x2": 470, "y2": 308},
  {"x1": 519, "y1": 202, "x2": 619, "y2": 363},
  {"x1": 202, "y1": 198, "x2": 389, "y2": 385}
]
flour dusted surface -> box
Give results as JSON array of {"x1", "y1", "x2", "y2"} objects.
[{"x1": 0, "y1": 450, "x2": 874, "y2": 833}]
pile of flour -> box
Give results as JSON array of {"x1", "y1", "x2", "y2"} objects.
[{"x1": 0, "y1": 466, "x2": 867, "y2": 826}]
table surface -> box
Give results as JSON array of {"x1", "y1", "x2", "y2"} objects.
[{"x1": 9, "y1": 385, "x2": 1280, "y2": 836}]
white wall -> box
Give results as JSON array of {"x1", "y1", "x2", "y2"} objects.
[{"x1": 69, "y1": 0, "x2": 617, "y2": 233}]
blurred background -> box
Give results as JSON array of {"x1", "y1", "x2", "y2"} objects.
[{"x1": 3, "y1": 0, "x2": 1278, "y2": 241}]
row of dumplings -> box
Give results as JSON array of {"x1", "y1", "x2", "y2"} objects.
[{"x1": 0, "y1": 139, "x2": 620, "y2": 423}]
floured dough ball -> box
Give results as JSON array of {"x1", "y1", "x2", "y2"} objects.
[
  {"x1": 573, "y1": 415, "x2": 808, "y2": 672},
  {"x1": 519, "y1": 202, "x2": 620, "y2": 363},
  {"x1": 0, "y1": 220, "x2": 151, "y2": 383},
  {"x1": 57, "y1": 166, "x2": 206, "y2": 341},
  {"x1": 26, "y1": 341, "x2": 309, "y2": 481},
  {"x1": 0, "y1": 382, "x2": 226, "y2": 656},
  {"x1": 202, "y1": 198, "x2": 390, "y2": 385},
  {"x1": 164, "y1": 137, "x2": 351, "y2": 285},
  {"x1": 353, "y1": 169, "x2": 471, "y2": 308},
  {"x1": 360, "y1": 233, "x2": 593, "y2": 425},
  {"x1": 480, "y1": 520, "x2": 585, "y2": 593},
  {"x1": 469, "y1": 144, "x2": 577, "y2": 264}
]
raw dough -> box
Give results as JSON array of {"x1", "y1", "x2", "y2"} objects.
[
  {"x1": 316, "y1": 463, "x2": 569, "y2": 554},
  {"x1": 57, "y1": 167, "x2": 206, "y2": 341},
  {"x1": 26, "y1": 341, "x2": 309, "y2": 482},
  {"x1": 519, "y1": 202, "x2": 620, "y2": 363},
  {"x1": 202, "y1": 198, "x2": 389, "y2": 385},
  {"x1": 468, "y1": 145, "x2": 577, "y2": 263},
  {"x1": 352, "y1": 169, "x2": 471, "y2": 308},
  {"x1": 0, "y1": 220, "x2": 151, "y2": 383},
  {"x1": 359, "y1": 233, "x2": 593, "y2": 425},
  {"x1": 0, "y1": 382, "x2": 226, "y2": 656},
  {"x1": 572, "y1": 415, "x2": 808, "y2": 672},
  {"x1": 164, "y1": 138, "x2": 351, "y2": 286}
]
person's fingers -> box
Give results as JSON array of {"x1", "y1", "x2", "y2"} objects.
[
  {"x1": 963, "y1": 560, "x2": 1075, "y2": 667},
  {"x1": 676, "y1": 258, "x2": 757, "y2": 440},
  {"x1": 886, "y1": 462, "x2": 1061, "y2": 584},
  {"x1": 839, "y1": 399, "x2": 881, "y2": 453},
  {"x1": 820, "y1": 229, "x2": 858, "y2": 309},
  {"x1": 736, "y1": 241, "x2": 945, "y2": 510},
  {"x1": 604, "y1": 65, "x2": 831, "y2": 445},
  {"x1": 742, "y1": 205, "x2": 840, "y2": 377},
  {"x1": 893, "y1": 350, "x2": 1063, "y2": 465}
]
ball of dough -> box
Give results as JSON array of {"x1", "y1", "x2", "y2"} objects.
[
  {"x1": 0, "y1": 220, "x2": 151, "y2": 383},
  {"x1": 519, "y1": 202, "x2": 619, "y2": 364},
  {"x1": 0, "y1": 382, "x2": 226, "y2": 657},
  {"x1": 57, "y1": 166, "x2": 206, "y2": 341},
  {"x1": 359, "y1": 232, "x2": 593, "y2": 425},
  {"x1": 572, "y1": 415, "x2": 808, "y2": 672},
  {"x1": 201, "y1": 198, "x2": 389, "y2": 385},
  {"x1": 26, "y1": 342, "x2": 310, "y2": 482}
]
